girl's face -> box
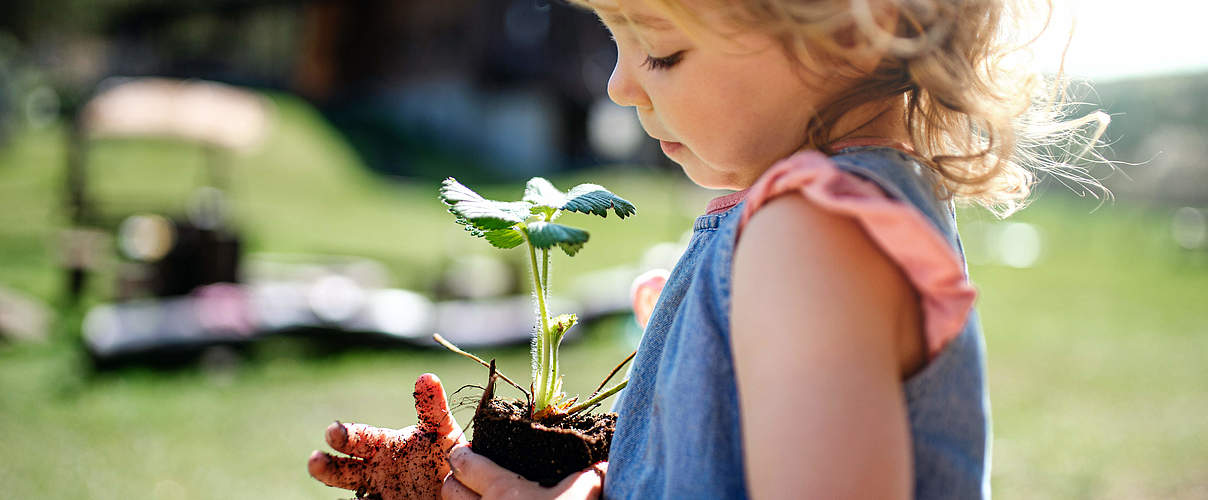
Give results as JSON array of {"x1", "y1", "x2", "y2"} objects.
[{"x1": 597, "y1": 1, "x2": 837, "y2": 190}]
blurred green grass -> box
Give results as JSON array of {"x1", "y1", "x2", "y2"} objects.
[{"x1": 0, "y1": 94, "x2": 1205, "y2": 499}]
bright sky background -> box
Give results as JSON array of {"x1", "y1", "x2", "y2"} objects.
[{"x1": 1033, "y1": 0, "x2": 1208, "y2": 81}]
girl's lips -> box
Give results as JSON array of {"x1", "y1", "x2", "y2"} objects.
[{"x1": 660, "y1": 140, "x2": 683, "y2": 155}]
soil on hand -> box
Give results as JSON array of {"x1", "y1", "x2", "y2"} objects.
[{"x1": 471, "y1": 398, "x2": 616, "y2": 487}]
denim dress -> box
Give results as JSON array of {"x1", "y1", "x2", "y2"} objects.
[{"x1": 603, "y1": 146, "x2": 991, "y2": 499}]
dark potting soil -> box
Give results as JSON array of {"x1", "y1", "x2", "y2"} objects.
[{"x1": 471, "y1": 398, "x2": 616, "y2": 487}]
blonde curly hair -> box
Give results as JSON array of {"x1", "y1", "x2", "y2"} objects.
[{"x1": 569, "y1": 0, "x2": 1110, "y2": 216}]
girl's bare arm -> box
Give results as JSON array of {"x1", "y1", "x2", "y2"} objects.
[{"x1": 731, "y1": 193, "x2": 921, "y2": 499}]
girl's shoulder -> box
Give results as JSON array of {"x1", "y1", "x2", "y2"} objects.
[
  {"x1": 736, "y1": 147, "x2": 975, "y2": 360},
  {"x1": 734, "y1": 183, "x2": 928, "y2": 374}
]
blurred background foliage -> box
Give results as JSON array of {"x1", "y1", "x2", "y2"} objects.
[{"x1": 0, "y1": 1, "x2": 1206, "y2": 499}]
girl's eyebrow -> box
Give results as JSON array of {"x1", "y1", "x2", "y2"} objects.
[{"x1": 599, "y1": 12, "x2": 675, "y2": 32}]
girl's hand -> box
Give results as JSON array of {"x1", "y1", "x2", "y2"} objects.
[
  {"x1": 441, "y1": 444, "x2": 606, "y2": 500},
  {"x1": 308, "y1": 373, "x2": 467, "y2": 500}
]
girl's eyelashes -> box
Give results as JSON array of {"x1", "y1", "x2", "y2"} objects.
[{"x1": 642, "y1": 51, "x2": 684, "y2": 71}]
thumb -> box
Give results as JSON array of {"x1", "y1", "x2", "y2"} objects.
[{"x1": 414, "y1": 373, "x2": 458, "y2": 435}]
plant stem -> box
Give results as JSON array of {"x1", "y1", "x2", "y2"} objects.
[
  {"x1": 526, "y1": 236, "x2": 552, "y2": 410},
  {"x1": 566, "y1": 378, "x2": 628, "y2": 416},
  {"x1": 541, "y1": 246, "x2": 554, "y2": 401},
  {"x1": 539, "y1": 215, "x2": 554, "y2": 406}
]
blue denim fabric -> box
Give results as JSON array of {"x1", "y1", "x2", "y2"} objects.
[{"x1": 603, "y1": 147, "x2": 991, "y2": 499}]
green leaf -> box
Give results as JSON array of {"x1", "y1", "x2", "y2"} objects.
[
  {"x1": 522, "y1": 177, "x2": 566, "y2": 209},
  {"x1": 559, "y1": 241, "x2": 585, "y2": 257},
  {"x1": 563, "y1": 183, "x2": 636, "y2": 219},
  {"x1": 519, "y1": 178, "x2": 636, "y2": 220},
  {"x1": 525, "y1": 222, "x2": 589, "y2": 256},
  {"x1": 440, "y1": 178, "x2": 532, "y2": 231},
  {"x1": 484, "y1": 228, "x2": 525, "y2": 249}
]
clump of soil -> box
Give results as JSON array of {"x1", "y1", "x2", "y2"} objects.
[{"x1": 471, "y1": 398, "x2": 616, "y2": 486}]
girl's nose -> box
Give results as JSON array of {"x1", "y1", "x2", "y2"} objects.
[{"x1": 607, "y1": 58, "x2": 650, "y2": 109}]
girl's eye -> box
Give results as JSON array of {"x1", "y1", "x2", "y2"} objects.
[{"x1": 641, "y1": 51, "x2": 684, "y2": 71}]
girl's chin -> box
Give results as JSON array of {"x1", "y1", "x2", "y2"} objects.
[
  {"x1": 662, "y1": 146, "x2": 743, "y2": 189},
  {"x1": 678, "y1": 162, "x2": 739, "y2": 191}
]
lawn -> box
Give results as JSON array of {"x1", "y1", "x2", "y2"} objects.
[{"x1": 1, "y1": 94, "x2": 1205, "y2": 499}]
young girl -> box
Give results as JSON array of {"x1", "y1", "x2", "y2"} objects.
[{"x1": 308, "y1": 0, "x2": 1105, "y2": 498}]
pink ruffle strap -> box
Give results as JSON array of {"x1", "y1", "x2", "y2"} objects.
[{"x1": 738, "y1": 151, "x2": 977, "y2": 359}]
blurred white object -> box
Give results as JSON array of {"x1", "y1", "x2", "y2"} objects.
[
  {"x1": 1172, "y1": 207, "x2": 1207, "y2": 250},
  {"x1": 249, "y1": 282, "x2": 310, "y2": 330},
  {"x1": 368, "y1": 289, "x2": 434, "y2": 338},
  {"x1": 308, "y1": 274, "x2": 368, "y2": 324},
  {"x1": 995, "y1": 222, "x2": 1043, "y2": 269},
  {"x1": 587, "y1": 97, "x2": 645, "y2": 161},
  {"x1": 117, "y1": 213, "x2": 176, "y2": 262},
  {"x1": 81, "y1": 77, "x2": 271, "y2": 151}
]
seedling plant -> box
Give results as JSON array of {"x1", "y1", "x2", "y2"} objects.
[{"x1": 438, "y1": 176, "x2": 636, "y2": 420}]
